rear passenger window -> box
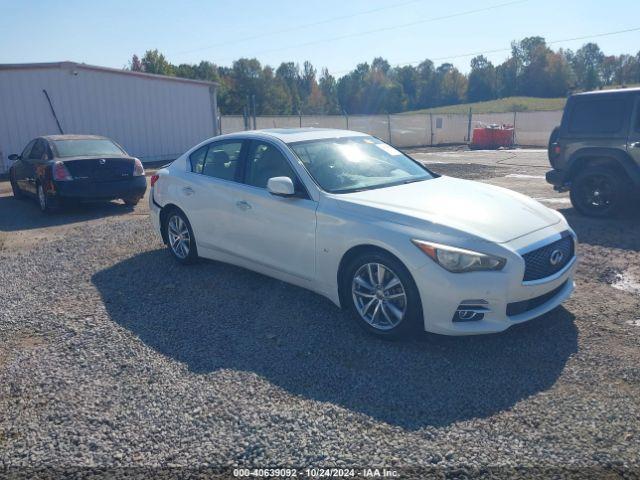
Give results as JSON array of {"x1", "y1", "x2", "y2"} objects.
[
  {"x1": 189, "y1": 145, "x2": 207, "y2": 174},
  {"x1": 202, "y1": 141, "x2": 242, "y2": 181},
  {"x1": 569, "y1": 99, "x2": 626, "y2": 134}
]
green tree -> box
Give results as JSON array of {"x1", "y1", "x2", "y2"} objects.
[
  {"x1": 140, "y1": 49, "x2": 174, "y2": 76},
  {"x1": 467, "y1": 55, "x2": 496, "y2": 102},
  {"x1": 572, "y1": 43, "x2": 605, "y2": 90}
]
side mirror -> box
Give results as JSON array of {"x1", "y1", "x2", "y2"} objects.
[
  {"x1": 267, "y1": 176, "x2": 295, "y2": 197},
  {"x1": 8, "y1": 154, "x2": 19, "y2": 161}
]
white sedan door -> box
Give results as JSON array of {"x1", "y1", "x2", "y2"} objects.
[
  {"x1": 178, "y1": 139, "x2": 246, "y2": 250},
  {"x1": 229, "y1": 140, "x2": 318, "y2": 281}
]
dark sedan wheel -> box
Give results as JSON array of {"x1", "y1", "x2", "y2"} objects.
[
  {"x1": 343, "y1": 250, "x2": 422, "y2": 339},
  {"x1": 164, "y1": 210, "x2": 198, "y2": 264},
  {"x1": 10, "y1": 175, "x2": 24, "y2": 200},
  {"x1": 570, "y1": 167, "x2": 629, "y2": 218},
  {"x1": 37, "y1": 184, "x2": 58, "y2": 214}
]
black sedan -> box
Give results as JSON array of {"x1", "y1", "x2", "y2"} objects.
[{"x1": 8, "y1": 135, "x2": 147, "y2": 213}]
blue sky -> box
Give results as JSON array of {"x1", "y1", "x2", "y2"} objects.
[{"x1": 1, "y1": 0, "x2": 638, "y2": 76}]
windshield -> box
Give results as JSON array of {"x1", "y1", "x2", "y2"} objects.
[
  {"x1": 289, "y1": 136, "x2": 433, "y2": 193},
  {"x1": 52, "y1": 139, "x2": 125, "y2": 158}
]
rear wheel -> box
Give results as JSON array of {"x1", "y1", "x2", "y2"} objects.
[
  {"x1": 37, "y1": 183, "x2": 58, "y2": 214},
  {"x1": 570, "y1": 167, "x2": 630, "y2": 218},
  {"x1": 343, "y1": 250, "x2": 422, "y2": 339},
  {"x1": 164, "y1": 209, "x2": 198, "y2": 264}
]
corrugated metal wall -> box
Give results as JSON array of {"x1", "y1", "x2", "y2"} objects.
[{"x1": 0, "y1": 65, "x2": 217, "y2": 173}]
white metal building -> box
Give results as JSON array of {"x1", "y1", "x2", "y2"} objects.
[{"x1": 0, "y1": 61, "x2": 219, "y2": 174}]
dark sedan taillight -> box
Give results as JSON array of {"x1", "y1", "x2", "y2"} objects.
[
  {"x1": 53, "y1": 161, "x2": 73, "y2": 181},
  {"x1": 133, "y1": 158, "x2": 145, "y2": 176}
]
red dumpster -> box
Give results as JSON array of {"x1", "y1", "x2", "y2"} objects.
[{"x1": 471, "y1": 124, "x2": 514, "y2": 149}]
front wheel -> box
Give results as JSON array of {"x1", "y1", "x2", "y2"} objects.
[
  {"x1": 343, "y1": 250, "x2": 422, "y2": 339},
  {"x1": 10, "y1": 174, "x2": 24, "y2": 199},
  {"x1": 164, "y1": 209, "x2": 198, "y2": 264},
  {"x1": 570, "y1": 167, "x2": 630, "y2": 218}
]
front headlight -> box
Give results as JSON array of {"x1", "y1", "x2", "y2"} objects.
[{"x1": 412, "y1": 240, "x2": 506, "y2": 273}]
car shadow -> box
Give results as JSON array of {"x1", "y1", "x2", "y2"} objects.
[
  {"x1": 559, "y1": 207, "x2": 640, "y2": 252},
  {"x1": 92, "y1": 249, "x2": 578, "y2": 430},
  {"x1": 0, "y1": 195, "x2": 137, "y2": 232}
]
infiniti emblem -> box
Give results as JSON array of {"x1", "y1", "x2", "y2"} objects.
[
  {"x1": 549, "y1": 249, "x2": 564, "y2": 266},
  {"x1": 99, "y1": 158, "x2": 106, "y2": 165}
]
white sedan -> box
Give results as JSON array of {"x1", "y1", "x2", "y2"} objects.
[{"x1": 149, "y1": 128, "x2": 576, "y2": 337}]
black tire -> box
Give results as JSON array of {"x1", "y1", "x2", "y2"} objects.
[
  {"x1": 163, "y1": 209, "x2": 198, "y2": 264},
  {"x1": 342, "y1": 250, "x2": 422, "y2": 339},
  {"x1": 570, "y1": 166, "x2": 630, "y2": 218},
  {"x1": 123, "y1": 196, "x2": 141, "y2": 206},
  {"x1": 10, "y1": 173, "x2": 24, "y2": 200}
]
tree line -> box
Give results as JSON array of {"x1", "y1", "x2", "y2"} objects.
[{"x1": 129, "y1": 37, "x2": 640, "y2": 115}]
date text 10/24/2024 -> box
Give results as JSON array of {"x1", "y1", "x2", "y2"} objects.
[{"x1": 233, "y1": 468, "x2": 399, "y2": 478}]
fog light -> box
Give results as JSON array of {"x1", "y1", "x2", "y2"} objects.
[{"x1": 452, "y1": 300, "x2": 489, "y2": 322}]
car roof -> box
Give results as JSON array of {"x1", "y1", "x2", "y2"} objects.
[
  {"x1": 41, "y1": 134, "x2": 112, "y2": 141},
  {"x1": 573, "y1": 87, "x2": 640, "y2": 97},
  {"x1": 218, "y1": 128, "x2": 370, "y2": 144}
]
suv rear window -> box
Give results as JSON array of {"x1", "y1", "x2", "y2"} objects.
[{"x1": 568, "y1": 99, "x2": 626, "y2": 134}]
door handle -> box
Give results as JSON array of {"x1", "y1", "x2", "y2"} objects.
[
  {"x1": 236, "y1": 200, "x2": 252, "y2": 211},
  {"x1": 182, "y1": 186, "x2": 195, "y2": 196}
]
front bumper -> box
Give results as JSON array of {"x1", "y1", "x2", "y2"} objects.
[
  {"x1": 412, "y1": 227, "x2": 577, "y2": 336},
  {"x1": 54, "y1": 177, "x2": 147, "y2": 200}
]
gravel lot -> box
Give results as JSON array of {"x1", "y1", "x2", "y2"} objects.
[{"x1": 1, "y1": 149, "x2": 639, "y2": 478}]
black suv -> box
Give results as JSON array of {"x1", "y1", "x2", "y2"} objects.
[{"x1": 546, "y1": 88, "x2": 640, "y2": 217}]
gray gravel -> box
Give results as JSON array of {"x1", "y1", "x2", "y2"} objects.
[{"x1": 1, "y1": 154, "x2": 640, "y2": 478}]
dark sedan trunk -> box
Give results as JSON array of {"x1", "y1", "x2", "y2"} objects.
[{"x1": 63, "y1": 157, "x2": 136, "y2": 182}]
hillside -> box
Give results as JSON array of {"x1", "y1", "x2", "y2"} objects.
[{"x1": 406, "y1": 97, "x2": 567, "y2": 115}]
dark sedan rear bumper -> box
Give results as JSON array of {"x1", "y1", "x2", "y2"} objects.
[{"x1": 53, "y1": 177, "x2": 147, "y2": 200}]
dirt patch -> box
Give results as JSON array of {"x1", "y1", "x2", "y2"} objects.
[{"x1": 0, "y1": 333, "x2": 45, "y2": 370}]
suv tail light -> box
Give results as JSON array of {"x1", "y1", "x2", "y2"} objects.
[
  {"x1": 150, "y1": 174, "x2": 159, "y2": 187},
  {"x1": 53, "y1": 161, "x2": 73, "y2": 181},
  {"x1": 133, "y1": 158, "x2": 145, "y2": 176}
]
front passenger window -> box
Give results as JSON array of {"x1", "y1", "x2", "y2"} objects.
[{"x1": 245, "y1": 142, "x2": 297, "y2": 189}]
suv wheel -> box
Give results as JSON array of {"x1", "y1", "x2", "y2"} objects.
[
  {"x1": 570, "y1": 167, "x2": 630, "y2": 218},
  {"x1": 343, "y1": 250, "x2": 422, "y2": 339}
]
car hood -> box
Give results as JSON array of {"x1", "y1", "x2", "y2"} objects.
[{"x1": 334, "y1": 176, "x2": 561, "y2": 243}]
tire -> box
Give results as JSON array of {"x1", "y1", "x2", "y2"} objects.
[
  {"x1": 163, "y1": 209, "x2": 198, "y2": 264},
  {"x1": 37, "y1": 183, "x2": 58, "y2": 214},
  {"x1": 570, "y1": 166, "x2": 630, "y2": 218},
  {"x1": 10, "y1": 173, "x2": 24, "y2": 200},
  {"x1": 123, "y1": 196, "x2": 141, "y2": 206},
  {"x1": 342, "y1": 250, "x2": 422, "y2": 339}
]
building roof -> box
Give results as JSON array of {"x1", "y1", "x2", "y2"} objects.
[{"x1": 0, "y1": 61, "x2": 218, "y2": 88}]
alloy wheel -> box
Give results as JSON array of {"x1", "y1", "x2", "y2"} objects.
[
  {"x1": 37, "y1": 185, "x2": 47, "y2": 211},
  {"x1": 167, "y1": 215, "x2": 191, "y2": 259},
  {"x1": 351, "y1": 262, "x2": 407, "y2": 331},
  {"x1": 581, "y1": 174, "x2": 614, "y2": 210}
]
